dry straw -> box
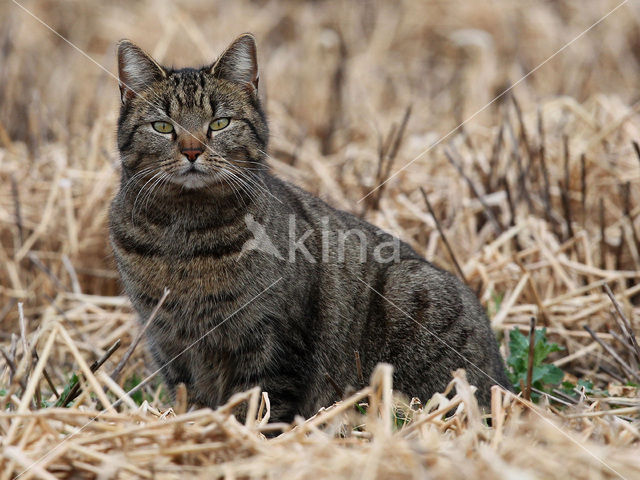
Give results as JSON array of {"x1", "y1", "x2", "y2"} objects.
[{"x1": 1, "y1": 0, "x2": 639, "y2": 478}]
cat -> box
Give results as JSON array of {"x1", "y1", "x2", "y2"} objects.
[{"x1": 109, "y1": 33, "x2": 510, "y2": 422}]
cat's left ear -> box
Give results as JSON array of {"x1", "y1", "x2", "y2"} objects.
[{"x1": 210, "y1": 34, "x2": 259, "y2": 91}]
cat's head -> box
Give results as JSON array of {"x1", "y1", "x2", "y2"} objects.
[{"x1": 116, "y1": 34, "x2": 268, "y2": 191}]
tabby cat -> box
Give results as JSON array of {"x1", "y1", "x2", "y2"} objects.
[{"x1": 109, "y1": 34, "x2": 509, "y2": 422}]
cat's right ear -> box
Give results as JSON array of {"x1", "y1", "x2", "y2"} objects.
[
  {"x1": 210, "y1": 34, "x2": 259, "y2": 91},
  {"x1": 117, "y1": 40, "x2": 166, "y2": 104}
]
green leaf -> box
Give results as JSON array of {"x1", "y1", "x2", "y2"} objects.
[
  {"x1": 509, "y1": 328, "x2": 530, "y2": 358},
  {"x1": 124, "y1": 374, "x2": 145, "y2": 406},
  {"x1": 559, "y1": 378, "x2": 610, "y2": 399},
  {"x1": 539, "y1": 364, "x2": 564, "y2": 386},
  {"x1": 55, "y1": 373, "x2": 79, "y2": 407},
  {"x1": 506, "y1": 327, "x2": 565, "y2": 397},
  {"x1": 487, "y1": 290, "x2": 505, "y2": 318},
  {"x1": 577, "y1": 379, "x2": 594, "y2": 391},
  {"x1": 532, "y1": 328, "x2": 562, "y2": 365},
  {"x1": 393, "y1": 409, "x2": 410, "y2": 430},
  {"x1": 354, "y1": 403, "x2": 367, "y2": 415}
]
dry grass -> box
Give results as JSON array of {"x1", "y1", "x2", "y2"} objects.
[{"x1": 1, "y1": 0, "x2": 640, "y2": 478}]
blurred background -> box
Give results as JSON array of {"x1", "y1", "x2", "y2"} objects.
[
  {"x1": 1, "y1": 0, "x2": 639, "y2": 401},
  {"x1": 2, "y1": 2, "x2": 640, "y2": 476},
  {"x1": 2, "y1": 0, "x2": 640, "y2": 143}
]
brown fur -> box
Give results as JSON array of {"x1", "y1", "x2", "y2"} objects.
[{"x1": 109, "y1": 34, "x2": 510, "y2": 422}]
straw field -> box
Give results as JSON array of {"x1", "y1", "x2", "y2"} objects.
[{"x1": 1, "y1": 0, "x2": 639, "y2": 478}]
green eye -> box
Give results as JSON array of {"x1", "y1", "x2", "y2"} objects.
[
  {"x1": 210, "y1": 118, "x2": 230, "y2": 131},
  {"x1": 152, "y1": 121, "x2": 174, "y2": 134}
]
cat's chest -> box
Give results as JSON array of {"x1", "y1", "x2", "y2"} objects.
[
  {"x1": 113, "y1": 214, "x2": 253, "y2": 290},
  {"x1": 143, "y1": 293, "x2": 278, "y2": 403}
]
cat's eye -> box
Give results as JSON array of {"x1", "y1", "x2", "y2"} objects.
[
  {"x1": 210, "y1": 118, "x2": 230, "y2": 131},
  {"x1": 152, "y1": 121, "x2": 174, "y2": 134}
]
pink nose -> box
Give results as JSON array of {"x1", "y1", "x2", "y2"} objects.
[{"x1": 181, "y1": 148, "x2": 203, "y2": 162}]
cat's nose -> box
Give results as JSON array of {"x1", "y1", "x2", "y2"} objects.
[
  {"x1": 181, "y1": 147, "x2": 204, "y2": 162},
  {"x1": 179, "y1": 136, "x2": 206, "y2": 162}
]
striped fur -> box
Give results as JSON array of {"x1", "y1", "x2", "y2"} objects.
[{"x1": 109, "y1": 34, "x2": 509, "y2": 422}]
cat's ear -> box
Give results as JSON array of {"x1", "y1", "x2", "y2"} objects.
[
  {"x1": 210, "y1": 34, "x2": 259, "y2": 90},
  {"x1": 117, "y1": 40, "x2": 166, "y2": 104}
]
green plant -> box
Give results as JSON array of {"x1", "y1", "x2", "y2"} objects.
[
  {"x1": 561, "y1": 379, "x2": 609, "y2": 398},
  {"x1": 351, "y1": 403, "x2": 412, "y2": 430},
  {"x1": 487, "y1": 290, "x2": 504, "y2": 319},
  {"x1": 507, "y1": 327, "x2": 564, "y2": 397},
  {"x1": 123, "y1": 373, "x2": 153, "y2": 406},
  {"x1": 354, "y1": 402, "x2": 367, "y2": 415},
  {"x1": 54, "y1": 373, "x2": 79, "y2": 407},
  {"x1": 393, "y1": 407, "x2": 411, "y2": 430}
]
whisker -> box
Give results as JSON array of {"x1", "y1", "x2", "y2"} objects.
[
  {"x1": 142, "y1": 172, "x2": 169, "y2": 214},
  {"x1": 222, "y1": 161, "x2": 279, "y2": 204},
  {"x1": 120, "y1": 167, "x2": 157, "y2": 200},
  {"x1": 208, "y1": 153, "x2": 267, "y2": 198},
  {"x1": 131, "y1": 171, "x2": 164, "y2": 224},
  {"x1": 222, "y1": 166, "x2": 266, "y2": 207},
  {"x1": 225, "y1": 167, "x2": 269, "y2": 210},
  {"x1": 215, "y1": 170, "x2": 248, "y2": 209},
  {"x1": 220, "y1": 166, "x2": 258, "y2": 201},
  {"x1": 230, "y1": 158, "x2": 269, "y2": 168}
]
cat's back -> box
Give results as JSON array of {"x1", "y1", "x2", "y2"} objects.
[{"x1": 264, "y1": 174, "x2": 422, "y2": 260}]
